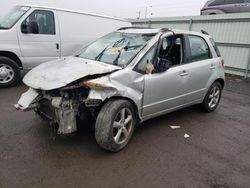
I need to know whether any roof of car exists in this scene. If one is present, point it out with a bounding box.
[117,27,210,37]
[118,28,161,34]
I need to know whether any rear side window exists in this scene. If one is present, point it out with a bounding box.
[210,38,221,57]
[188,35,211,62]
[209,0,244,6]
[209,0,225,6]
[226,0,244,4]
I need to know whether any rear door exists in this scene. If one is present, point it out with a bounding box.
[183,35,217,104]
[17,9,60,69]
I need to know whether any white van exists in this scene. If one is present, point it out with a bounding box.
[0,5,131,87]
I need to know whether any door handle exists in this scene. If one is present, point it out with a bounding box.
[210,64,215,69]
[180,71,189,77]
[56,43,59,50]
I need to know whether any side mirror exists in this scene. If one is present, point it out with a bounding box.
[21,21,39,34]
[30,21,39,34]
[156,58,171,73]
[21,23,28,33]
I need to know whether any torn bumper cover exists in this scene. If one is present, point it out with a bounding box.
[15,88,78,135]
[14,88,40,111]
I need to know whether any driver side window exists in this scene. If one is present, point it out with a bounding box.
[22,10,55,35]
[134,44,157,74]
[134,35,184,74]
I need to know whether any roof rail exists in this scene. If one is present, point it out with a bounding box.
[201,29,209,35]
[160,28,171,32]
[117,26,152,31]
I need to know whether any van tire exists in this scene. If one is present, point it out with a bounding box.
[201,81,222,112]
[95,99,136,152]
[0,56,21,87]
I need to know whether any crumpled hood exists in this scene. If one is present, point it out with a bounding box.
[23,57,121,90]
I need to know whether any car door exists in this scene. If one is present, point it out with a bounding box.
[183,35,217,104]
[17,9,60,69]
[139,35,189,120]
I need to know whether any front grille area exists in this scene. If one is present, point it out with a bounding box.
[37,98,57,121]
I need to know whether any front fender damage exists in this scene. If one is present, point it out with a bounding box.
[82,73,144,121]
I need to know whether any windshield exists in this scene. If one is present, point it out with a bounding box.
[77,32,155,67]
[0,6,30,29]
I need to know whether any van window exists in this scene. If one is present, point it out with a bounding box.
[188,36,211,62]
[245,0,250,2]
[22,10,55,35]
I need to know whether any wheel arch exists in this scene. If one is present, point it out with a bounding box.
[101,96,141,123]
[215,78,225,89]
[0,51,23,69]
[202,78,225,102]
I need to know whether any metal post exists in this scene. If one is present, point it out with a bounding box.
[188,19,193,31]
[144,7,148,26]
[245,49,250,79]
[148,20,151,28]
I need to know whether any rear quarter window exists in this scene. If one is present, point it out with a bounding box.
[210,38,221,57]
[209,0,225,6]
[209,0,244,6]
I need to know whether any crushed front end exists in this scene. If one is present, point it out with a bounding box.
[15,84,94,135]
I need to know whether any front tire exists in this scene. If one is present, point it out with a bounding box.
[201,81,222,112]
[0,57,21,87]
[95,99,136,152]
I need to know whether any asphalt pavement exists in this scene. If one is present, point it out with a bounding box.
[0,76,250,188]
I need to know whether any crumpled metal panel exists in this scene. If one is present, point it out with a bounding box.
[85,69,145,120]
[23,56,121,90]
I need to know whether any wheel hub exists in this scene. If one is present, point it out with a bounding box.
[0,67,8,78]
[113,108,133,145]
[0,64,14,83]
[208,86,220,109]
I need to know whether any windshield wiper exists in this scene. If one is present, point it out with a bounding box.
[95,38,126,61]
[95,44,111,61]
[113,41,130,65]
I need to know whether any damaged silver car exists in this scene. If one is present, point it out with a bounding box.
[15,27,225,152]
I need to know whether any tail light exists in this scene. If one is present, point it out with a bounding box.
[220,58,225,68]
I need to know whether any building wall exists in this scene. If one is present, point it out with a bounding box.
[131,13,250,78]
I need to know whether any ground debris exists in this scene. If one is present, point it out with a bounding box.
[184,134,190,139]
[170,125,181,129]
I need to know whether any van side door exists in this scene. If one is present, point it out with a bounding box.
[17,9,60,69]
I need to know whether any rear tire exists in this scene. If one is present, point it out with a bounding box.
[201,81,222,112]
[95,99,136,152]
[0,57,21,87]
